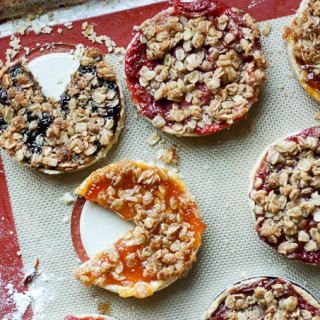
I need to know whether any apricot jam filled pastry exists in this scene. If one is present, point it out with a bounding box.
[284,0,320,102]
[0,47,124,173]
[125,0,267,137]
[249,127,320,265]
[74,159,206,298]
[202,276,320,320]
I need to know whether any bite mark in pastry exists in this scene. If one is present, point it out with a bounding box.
[0,47,125,173]
[74,159,206,298]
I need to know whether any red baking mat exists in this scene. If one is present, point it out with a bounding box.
[0,0,301,319]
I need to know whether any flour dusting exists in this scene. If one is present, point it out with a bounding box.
[248,0,266,9]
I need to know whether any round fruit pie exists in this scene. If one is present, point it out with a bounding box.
[64,316,116,320]
[284,0,320,102]
[202,276,320,320]
[0,47,124,173]
[125,0,267,136]
[249,127,320,265]
[74,159,206,298]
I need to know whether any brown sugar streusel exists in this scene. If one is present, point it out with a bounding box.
[74,159,206,298]
[284,0,320,102]
[0,47,124,173]
[249,127,320,265]
[125,0,267,137]
[202,277,320,320]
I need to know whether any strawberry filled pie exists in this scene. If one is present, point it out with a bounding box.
[125,0,267,136]
[0,47,124,173]
[249,127,320,265]
[74,159,206,298]
[284,0,320,102]
[202,276,320,320]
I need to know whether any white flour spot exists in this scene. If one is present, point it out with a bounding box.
[2,271,54,320]
[248,0,266,9]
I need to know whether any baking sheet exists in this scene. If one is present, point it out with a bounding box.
[1,0,320,319]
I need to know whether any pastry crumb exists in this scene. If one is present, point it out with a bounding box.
[148,132,161,146]
[64,22,73,30]
[240,272,250,278]
[158,146,179,164]
[262,21,271,36]
[315,112,320,120]
[60,192,75,205]
[57,28,63,34]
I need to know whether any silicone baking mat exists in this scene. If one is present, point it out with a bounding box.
[1,0,320,319]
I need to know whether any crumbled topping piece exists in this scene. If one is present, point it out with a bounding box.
[81,22,116,52]
[159,146,179,164]
[262,21,271,36]
[148,132,161,146]
[60,192,75,205]
[64,22,73,30]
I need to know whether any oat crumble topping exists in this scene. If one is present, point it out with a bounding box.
[0,47,124,173]
[285,0,320,74]
[249,127,320,264]
[125,0,267,136]
[74,160,206,298]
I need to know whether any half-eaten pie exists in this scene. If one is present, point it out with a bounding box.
[0,47,124,173]
[202,276,320,320]
[249,127,320,265]
[74,159,206,298]
[284,0,320,102]
[125,0,267,136]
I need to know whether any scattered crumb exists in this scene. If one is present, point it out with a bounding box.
[10,231,14,235]
[248,124,254,132]
[17,251,21,256]
[48,12,54,21]
[81,22,116,52]
[1,217,4,221]
[98,301,112,316]
[148,132,161,146]
[158,146,179,164]
[41,26,53,34]
[64,22,73,30]
[60,192,74,205]
[315,112,320,120]
[114,47,126,55]
[126,126,130,131]
[279,85,284,90]
[262,21,271,36]
[57,28,63,34]
[63,215,70,224]
[241,272,251,279]
[6,35,21,62]
[56,76,63,84]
